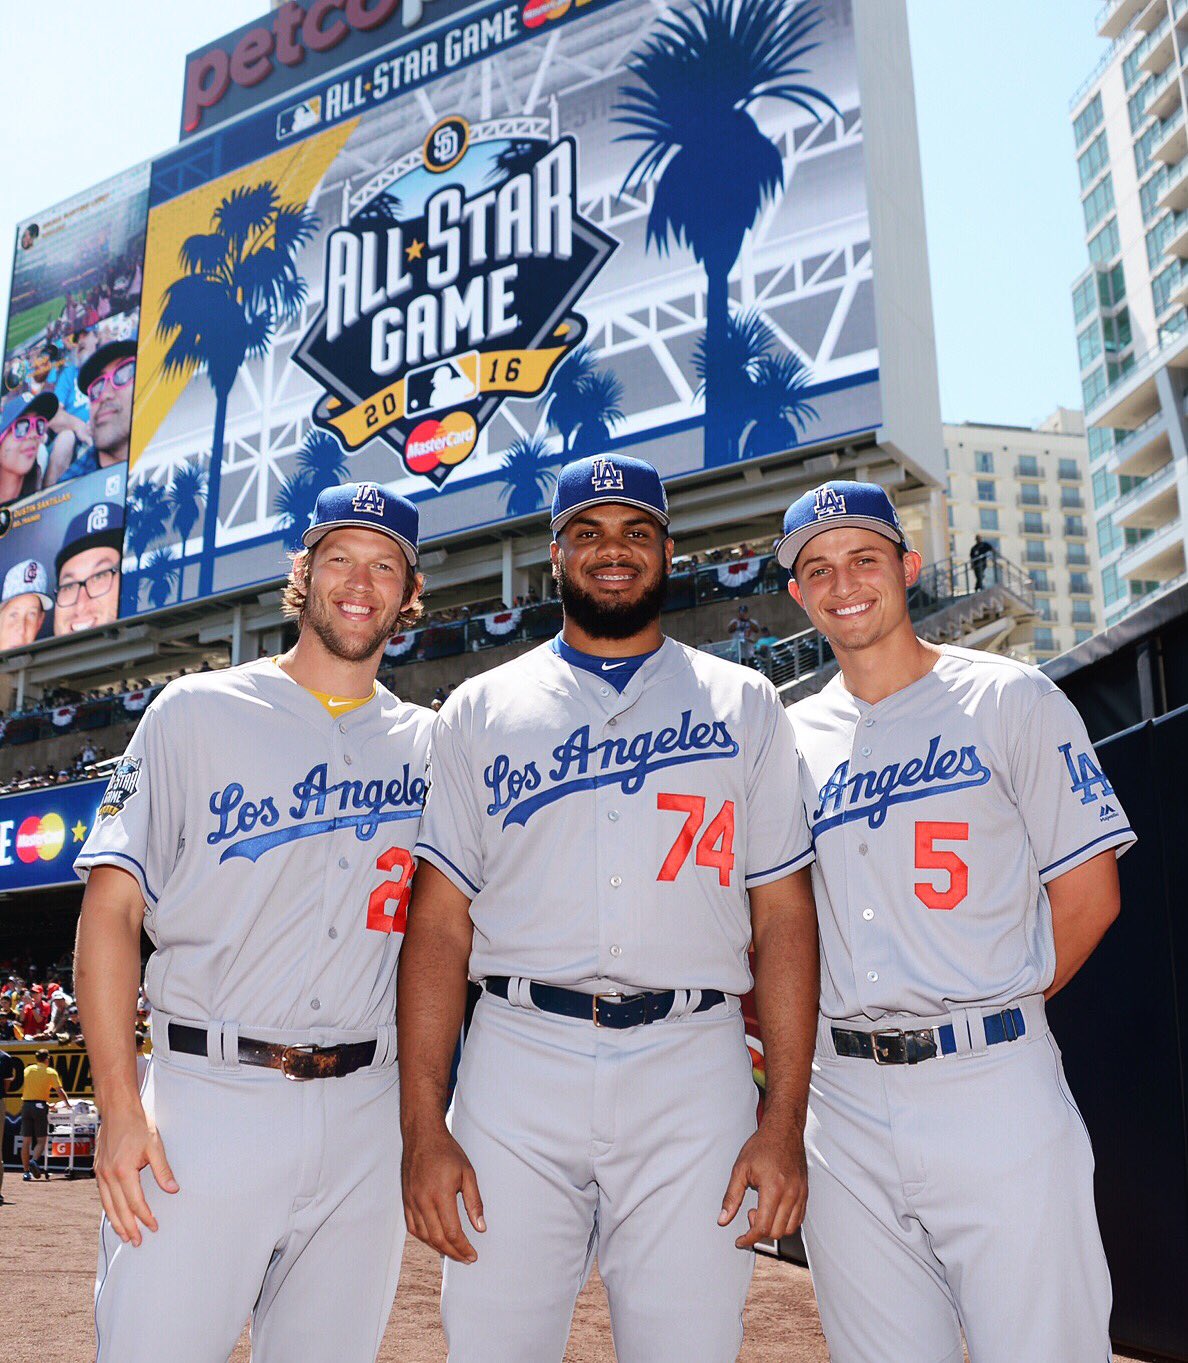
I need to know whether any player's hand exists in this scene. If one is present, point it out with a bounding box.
[719,1119,808,1249]
[94,1103,178,1247]
[401,1122,485,1263]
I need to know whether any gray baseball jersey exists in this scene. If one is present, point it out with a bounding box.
[414,637,813,994]
[788,645,1135,1021]
[76,659,433,1031]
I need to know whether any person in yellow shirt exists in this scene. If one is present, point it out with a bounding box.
[21,1049,69,1180]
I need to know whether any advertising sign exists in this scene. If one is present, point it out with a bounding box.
[0,777,106,894]
[69,0,873,620]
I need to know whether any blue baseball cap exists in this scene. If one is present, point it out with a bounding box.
[550,454,670,534]
[302,481,419,566]
[775,480,909,571]
[57,501,124,576]
[0,390,57,440]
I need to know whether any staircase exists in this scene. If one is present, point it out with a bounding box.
[766,554,1038,703]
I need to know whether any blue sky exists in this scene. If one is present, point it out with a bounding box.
[0,0,1104,429]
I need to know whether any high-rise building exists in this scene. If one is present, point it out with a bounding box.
[1071,0,1188,629]
[943,410,1102,662]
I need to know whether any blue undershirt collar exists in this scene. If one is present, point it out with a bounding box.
[551,633,661,693]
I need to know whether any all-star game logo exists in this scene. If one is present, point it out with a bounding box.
[294,115,617,487]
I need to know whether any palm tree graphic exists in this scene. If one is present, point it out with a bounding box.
[123,477,171,613]
[616,0,836,464]
[158,182,319,600]
[143,546,181,610]
[570,370,626,455]
[273,427,350,551]
[166,460,207,602]
[499,434,558,517]
[541,345,626,456]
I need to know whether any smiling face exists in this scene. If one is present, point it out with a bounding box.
[53,546,121,635]
[0,418,42,485]
[551,503,672,641]
[88,357,134,459]
[789,527,921,657]
[0,594,45,649]
[300,526,419,663]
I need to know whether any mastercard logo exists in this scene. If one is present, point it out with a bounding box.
[16,812,65,864]
[406,411,478,476]
[523,0,571,27]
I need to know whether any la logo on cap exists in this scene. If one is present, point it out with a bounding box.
[352,484,385,516]
[813,486,846,518]
[87,505,110,533]
[590,458,624,493]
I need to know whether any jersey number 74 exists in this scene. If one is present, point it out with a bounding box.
[656,793,736,887]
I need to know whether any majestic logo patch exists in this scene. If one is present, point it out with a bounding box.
[294,119,617,487]
[98,757,142,819]
[813,486,846,518]
[1099,801,1119,822]
[590,458,625,493]
[1059,743,1113,805]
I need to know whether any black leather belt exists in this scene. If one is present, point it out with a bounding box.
[831,1006,1026,1065]
[168,1022,377,1081]
[483,977,727,1029]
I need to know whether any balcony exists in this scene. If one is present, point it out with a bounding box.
[1016,492,1048,509]
[1167,210,1188,257]
[1114,459,1180,527]
[1142,0,1171,27]
[1087,325,1188,427]
[1158,158,1188,211]
[1014,462,1042,479]
[1147,63,1183,120]
[1142,18,1176,74]
[1116,516,1187,579]
[1154,107,1187,163]
[1067,548,1092,567]
[1097,0,1151,36]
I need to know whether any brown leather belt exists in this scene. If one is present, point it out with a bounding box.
[168,1022,377,1080]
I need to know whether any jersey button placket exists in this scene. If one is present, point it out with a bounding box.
[598,702,632,977]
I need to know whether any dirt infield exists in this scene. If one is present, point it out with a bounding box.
[0,1174,1148,1361]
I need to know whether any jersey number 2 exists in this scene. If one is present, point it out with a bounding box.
[914,821,969,911]
[657,794,736,886]
[366,846,414,934]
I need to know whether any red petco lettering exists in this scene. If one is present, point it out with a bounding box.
[183,0,427,135]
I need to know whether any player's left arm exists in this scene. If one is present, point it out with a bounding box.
[720,867,819,1248]
[1044,849,1121,999]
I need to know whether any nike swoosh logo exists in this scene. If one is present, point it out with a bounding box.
[601,661,627,671]
[326,698,356,707]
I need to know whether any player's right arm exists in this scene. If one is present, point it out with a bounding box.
[397,863,483,1263]
[76,864,177,1246]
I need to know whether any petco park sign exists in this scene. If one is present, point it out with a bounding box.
[181,0,466,137]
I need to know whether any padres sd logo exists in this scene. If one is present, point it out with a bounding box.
[294,116,617,487]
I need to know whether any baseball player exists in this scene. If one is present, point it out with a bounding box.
[778,480,1136,1363]
[74,482,432,1363]
[398,453,819,1362]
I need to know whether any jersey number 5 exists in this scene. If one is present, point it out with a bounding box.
[914,821,969,911]
[656,794,736,886]
[366,846,414,934]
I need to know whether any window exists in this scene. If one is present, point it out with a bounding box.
[1153,261,1182,315]
[1128,82,1152,134]
[1102,563,1124,605]
[1147,214,1177,270]
[1030,569,1050,592]
[1017,455,1040,478]
[1074,628,1094,645]
[1099,263,1126,308]
[947,502,954,526]
[1074,92,1103,145]
[1141,166,1170,223]
[1098,515,1121,557]
[1023,511,1046,535]
[1062,488,1085,509]
[1020,484,1044,506]
[1088,427,1115,464]
[974,450,994,473]
[977,479,996,502]
[1082,177,1115,234]
[1070,572,1091,595]
[1102,308,1132,354]
[1078,322,1103,370]
[1025,542,1049,564]
[1073,275,1098,325]
[1079,131,1110,187]
[1058,459,1080,481]
[1035,596,1054,621]
[1089,219,1121,265]
[1033,628,1056,653]
[979,509,999,532]
[1068,543,1090,566]
[1065,516,1087,537]
[1072,600,1095,623]
[1082,364,1107,411]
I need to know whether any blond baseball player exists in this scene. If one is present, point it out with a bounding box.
[779,480,1135,1363]
[74,483,431,1363]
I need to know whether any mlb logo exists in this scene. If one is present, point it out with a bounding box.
[813,486,847,518]
[276,96,322,141]
[352,484,386,516]
[590,458,624,493]
[405,353,480,417]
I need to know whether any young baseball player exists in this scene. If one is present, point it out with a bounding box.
[74,483,431,1363]
[779,480,1135,1363]
[398,453,819,1363]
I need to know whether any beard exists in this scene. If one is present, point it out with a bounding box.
[303,588,406,663]
[556,557,668,640]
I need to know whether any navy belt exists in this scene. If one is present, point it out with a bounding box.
[483,976,726,1029]
[831,1006,1026,1065]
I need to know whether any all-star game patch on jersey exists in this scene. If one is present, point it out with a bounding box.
[788,645,1136,1022]
[414,637,814,996]
[76,660,433,1032]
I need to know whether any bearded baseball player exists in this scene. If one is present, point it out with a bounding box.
[780,480,1135,1363]
[398,453,819,1362]
[74,483,431,1363]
